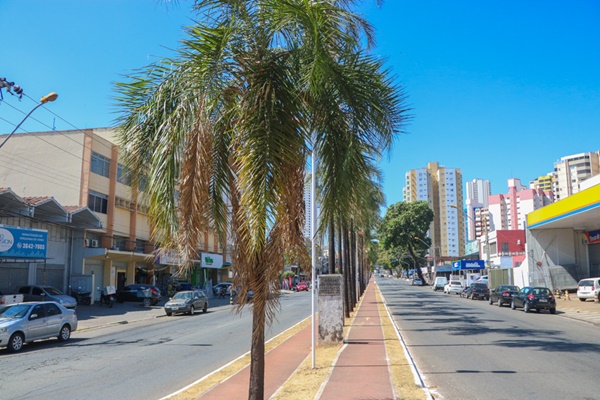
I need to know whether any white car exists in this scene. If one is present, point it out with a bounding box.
[576,277,600,302]
[444,280,464,295]
[476,275,489,284]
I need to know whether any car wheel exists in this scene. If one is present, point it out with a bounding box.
[188,305,195,315]
[8,332,24,352]
[58,324,71,342]
[579,298,586,302]
[166,311,172,316]
[550,308,556,314]
[524,302,531,313]
[143,298,151,307]
[489,297,493,305]
[498,299,503,307]
[203,303,208,313]
[511,301,516,310]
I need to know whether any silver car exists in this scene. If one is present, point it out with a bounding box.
[164,290,208,316]
[0,301,78,352]
[18,285,78,309]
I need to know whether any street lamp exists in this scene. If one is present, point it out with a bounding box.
[0,92,58,149]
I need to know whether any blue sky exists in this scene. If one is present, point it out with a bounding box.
[1,0,599,207]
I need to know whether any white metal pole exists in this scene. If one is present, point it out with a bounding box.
[311,142,317,369]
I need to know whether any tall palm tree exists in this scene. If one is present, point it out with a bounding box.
[115,1,407,398]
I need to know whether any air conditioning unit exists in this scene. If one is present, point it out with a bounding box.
[84,239,91,247]
[91,240,99,248]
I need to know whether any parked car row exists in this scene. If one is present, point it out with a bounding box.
[438,279,557,314]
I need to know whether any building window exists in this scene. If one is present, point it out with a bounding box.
[88,190,108,214]
[91,152,110,177]
[501,242,509,252]
[117,164,131,185]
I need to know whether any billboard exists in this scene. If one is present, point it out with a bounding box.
[0,225,48,259]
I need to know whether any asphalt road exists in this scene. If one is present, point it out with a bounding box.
[0,291,312,400]
[377,277,600,400]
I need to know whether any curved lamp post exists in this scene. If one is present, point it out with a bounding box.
[0,92,58,149]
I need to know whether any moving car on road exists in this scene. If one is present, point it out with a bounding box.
[511,286,556,314]
[294,282,309,292]
[164,290,208,316]
[0,301,77,352]
[489,285,520,307]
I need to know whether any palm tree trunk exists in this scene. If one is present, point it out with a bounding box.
[343,220,352,316]
[248,305,265,400]
[350,220,356,307]
[329,216,335,274]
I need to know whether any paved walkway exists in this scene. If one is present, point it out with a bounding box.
[318,281,395,400]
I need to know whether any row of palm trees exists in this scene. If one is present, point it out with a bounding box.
[114,1,408,398]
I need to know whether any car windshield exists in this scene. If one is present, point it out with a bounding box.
[0,304,31,318]
[173,292,192,300]
[503,286,519,291]
[44,286,63,295]
[579,280,593,286]
[534,288,551,296]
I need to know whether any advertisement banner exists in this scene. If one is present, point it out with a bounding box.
[201,252,223,269]
[0,225,48,259]
[585,229,600,244]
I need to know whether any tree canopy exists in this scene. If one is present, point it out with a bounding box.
[378,201,434,279]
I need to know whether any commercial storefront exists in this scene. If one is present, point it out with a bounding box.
[520,183,600,290]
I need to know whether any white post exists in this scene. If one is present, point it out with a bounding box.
[311,141,317,369]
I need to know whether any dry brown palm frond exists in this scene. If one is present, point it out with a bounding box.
[177,102,215,273]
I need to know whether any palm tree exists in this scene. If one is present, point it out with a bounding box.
[115,1,407,398]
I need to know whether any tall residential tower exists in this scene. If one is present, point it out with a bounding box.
[403,162,464,259]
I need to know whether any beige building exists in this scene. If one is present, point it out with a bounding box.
[403,162,464,260]
[553,151,600,201]
[0,128,227,295]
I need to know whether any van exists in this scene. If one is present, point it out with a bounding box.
[576,278,600,302]
[433,276,448,291]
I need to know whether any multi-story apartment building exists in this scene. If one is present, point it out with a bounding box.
[488,178,553,232]
[553,151,600,201]
[403,162,464,260]
[465,179,491,242]
[0,128,227,295]
[529,174,554,193]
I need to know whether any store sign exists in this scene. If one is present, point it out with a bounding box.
[452,259,485,270]
[585,229,600,244]
[0,225,48,259]
[201,252,223,269]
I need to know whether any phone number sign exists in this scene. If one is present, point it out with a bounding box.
[0,225,48,259]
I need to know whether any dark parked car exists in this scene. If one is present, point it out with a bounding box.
[489,285,520,307]
[461,283,489,300]
[511,286,556,314]
[164,290,208,316]
[116,284,161,306]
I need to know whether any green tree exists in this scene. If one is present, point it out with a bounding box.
[115,1,407,398]
[379,201,434,281]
